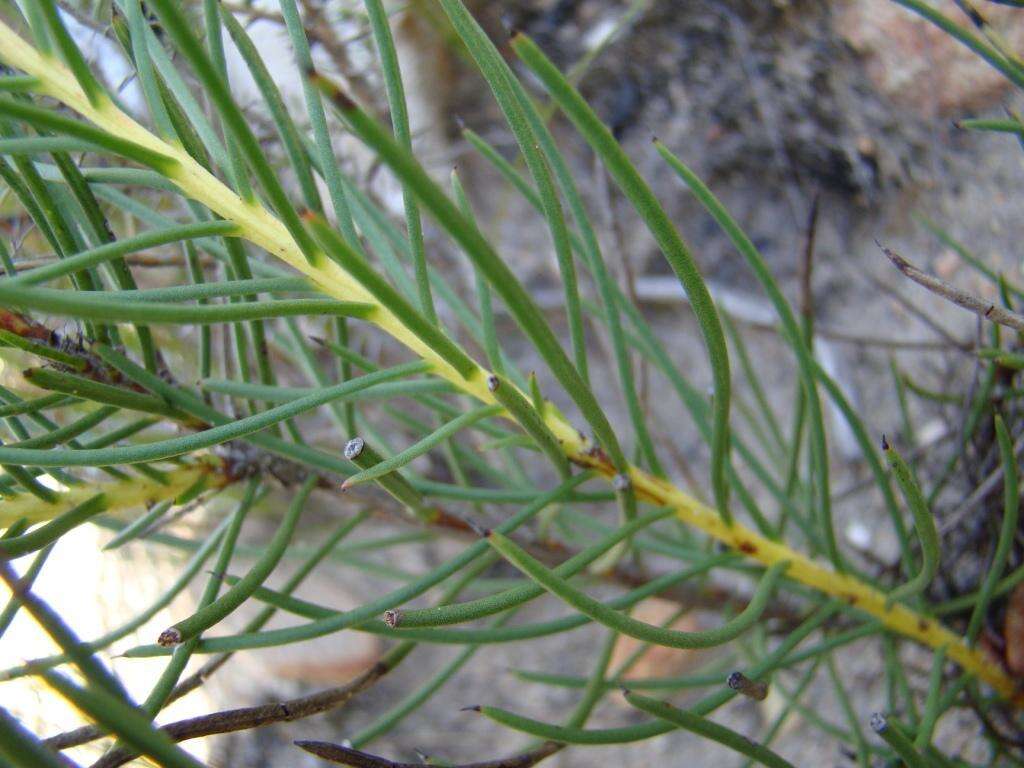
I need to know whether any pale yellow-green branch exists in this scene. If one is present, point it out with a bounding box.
[0,20,1016,707]
[0,464,216,527]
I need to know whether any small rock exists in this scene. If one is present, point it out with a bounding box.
[845,521,873,550]
[856,135,878,158]
[835,0,1024,117]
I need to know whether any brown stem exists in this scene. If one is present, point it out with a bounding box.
[881,244,1024,333]
[799,194,820,327]
[297,0,379,112]
[42,723,107,752]
[86,658,399,768]
[294,740,563,768]
[0,308,58,343]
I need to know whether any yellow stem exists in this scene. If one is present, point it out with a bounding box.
[625,462,1018,702]
[0,464,217,526]
[0,21,1016,705]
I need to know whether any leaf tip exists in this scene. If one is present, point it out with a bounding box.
[877,242,909,272]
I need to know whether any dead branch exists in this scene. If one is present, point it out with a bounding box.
[881,244,1024,333]
[294,740,563,768]
[297,0,379,112]
[86,658,398,768]
[799,194,820,327]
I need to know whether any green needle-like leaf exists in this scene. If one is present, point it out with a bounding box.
[0,706,72,768]
[624,691,796,768]
[42,670,205,768]
[0,494,106,558]
[486,529,786,648]
[5,219,238,286]
[0,96,174,170]
[0,283,373,324]
[342,404,501,489]
[884,439,939,604]
[869,713,930,768]
[966,415,1019,644]
[511,33,732,524]
[0,361,428,466]
[158,476,315,646]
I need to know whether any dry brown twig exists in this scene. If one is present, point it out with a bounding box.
[297,0,379,111]
[880,244,1024,333]
[82,659,397,768]
[799,194,820,327]
[294,739,563,768]
[940,425,1024,535]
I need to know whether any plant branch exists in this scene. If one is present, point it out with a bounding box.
[0,312,796,624]
[0,463,220,527]
[296,0,379,112]
[77,658,398,768]
[294,740,563,768]
[881,244,1024,333]
[0,18,1017,708]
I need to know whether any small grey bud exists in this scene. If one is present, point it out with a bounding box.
[869,713,888,733]
[344,437,365,460]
